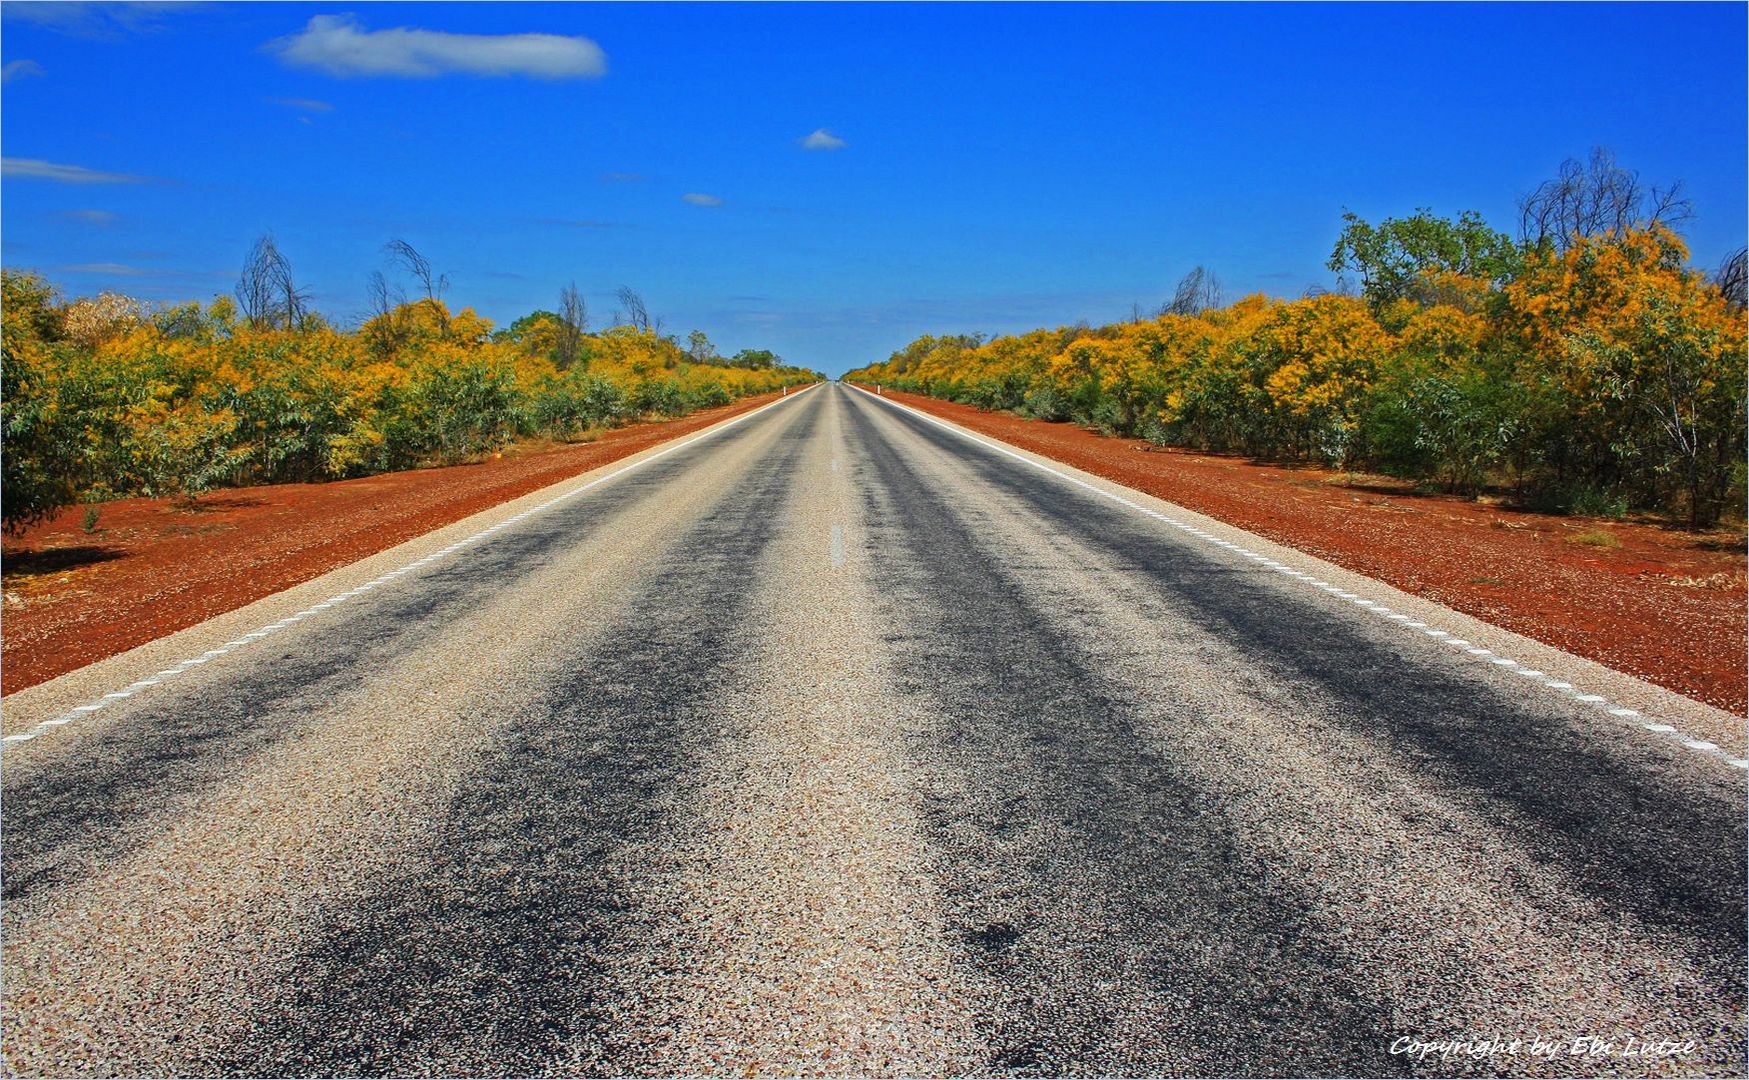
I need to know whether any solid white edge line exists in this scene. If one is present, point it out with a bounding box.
[2,384,821,749]
[845,382,1741,773]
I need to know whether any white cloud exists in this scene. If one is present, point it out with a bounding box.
[268,96,334,113]
[267,15,607,80]
[682,193,724,207]
[2,59,45,83]
[2,3,202,37]
[56,208,119,225]
[2,157,150,184]
[799,128,847,151]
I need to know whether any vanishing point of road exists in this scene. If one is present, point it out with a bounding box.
[4,382,1744,1076]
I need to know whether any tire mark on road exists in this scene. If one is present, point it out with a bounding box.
[206,399,821,1076]
[843,399,1407,1076]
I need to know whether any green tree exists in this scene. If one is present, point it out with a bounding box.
[686,330,719,365]
[729,348,780,370]
[1,271,84,534]
[1327,209,1520,311]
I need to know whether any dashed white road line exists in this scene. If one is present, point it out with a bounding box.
[2,385,820,749]
[848,383,1746,773]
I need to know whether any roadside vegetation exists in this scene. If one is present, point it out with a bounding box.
[847,150,1746,528]
[2,238,817,534]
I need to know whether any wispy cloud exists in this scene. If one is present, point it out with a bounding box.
[52,261,165,276]
[268,96,334,113]
[540,218,621,229]
[2,59,45,83]
[2,2,203,37]
[601,171,644,183]
[267,15,608,80]
[682,193,724,207]
[2,157,152,184]
[55,208,120,226]
[799,128,848,151]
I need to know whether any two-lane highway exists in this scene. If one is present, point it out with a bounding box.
[3,382,1743,1076]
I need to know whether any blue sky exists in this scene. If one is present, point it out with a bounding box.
[2,2,1744,375]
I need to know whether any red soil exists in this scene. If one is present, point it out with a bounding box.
[876,388,1748,714]
[1,391,795,695]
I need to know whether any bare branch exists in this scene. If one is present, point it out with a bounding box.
[384,239,447,303]
[1518,147,1693,250]
[235,234,310,330]
[614,285,652,331]
[1715,248,1747,312]
[1163,266,1222,316]
[557,282,587,369]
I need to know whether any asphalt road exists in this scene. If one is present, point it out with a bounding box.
[3,382,1744,1077]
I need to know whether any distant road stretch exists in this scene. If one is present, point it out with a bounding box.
[4,382,1744,1077]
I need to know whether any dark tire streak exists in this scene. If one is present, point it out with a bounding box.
[857,393,1747,964]
[842,397,1409,1077]
[208,398,823,1077]
[0,416,779,908]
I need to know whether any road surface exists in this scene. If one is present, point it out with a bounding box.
[4,382,1744,1076]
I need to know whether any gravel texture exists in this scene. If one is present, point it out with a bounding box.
[3,383,1743,1077]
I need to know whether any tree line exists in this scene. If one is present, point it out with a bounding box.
[2,239,818,534]
[847,150,1745,528]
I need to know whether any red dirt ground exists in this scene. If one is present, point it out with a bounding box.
[873,388,1747,714]
[1,391,797,696]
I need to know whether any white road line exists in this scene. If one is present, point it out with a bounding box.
[847,383,1739,772]
[831,524,845,569]
[2,385,819,750]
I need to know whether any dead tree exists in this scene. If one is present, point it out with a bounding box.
[363,269,411,355]
[1714,248,1746,312]
[557,282,588,369]
[1518,147,1692,251]
[614,285,655,332]
[1163,266,1222,316]
[385,238,449,330]
[235,234,310,330]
